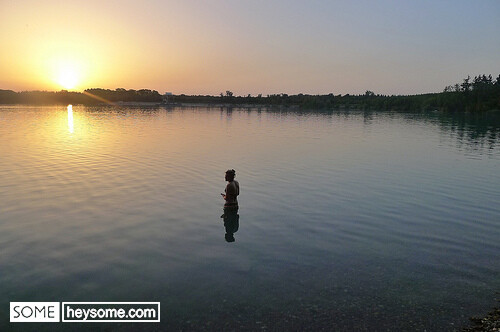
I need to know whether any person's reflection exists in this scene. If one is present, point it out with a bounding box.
[221,209,239,242]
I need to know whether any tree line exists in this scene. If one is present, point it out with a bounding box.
[0,88,163,104]
[1,74,498,112]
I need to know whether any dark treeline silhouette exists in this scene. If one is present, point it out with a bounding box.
[0,88,162,104]
[0,90,91,104]
[1,74,499,111]
[85,88,162,102]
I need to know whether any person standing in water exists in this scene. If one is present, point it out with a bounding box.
[221,169,239,242]
[221,169,239,210]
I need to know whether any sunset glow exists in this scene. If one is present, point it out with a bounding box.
[0,1,499,331]
[57,64,80,90]
[0,1,499,95]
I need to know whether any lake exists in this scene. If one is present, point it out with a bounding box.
[0,105,499,331]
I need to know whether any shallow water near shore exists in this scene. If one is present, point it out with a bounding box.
[0,105,499,331]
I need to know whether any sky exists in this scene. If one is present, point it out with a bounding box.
[0,0,499,95]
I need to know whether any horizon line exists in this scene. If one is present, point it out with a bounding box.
[0,87,448,98]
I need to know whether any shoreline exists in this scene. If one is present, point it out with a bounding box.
[463,301,500,331]
[1,100,499,113]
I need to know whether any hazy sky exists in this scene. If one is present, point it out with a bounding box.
[0,0,499,95]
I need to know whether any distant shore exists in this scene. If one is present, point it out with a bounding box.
[1,74,499,112]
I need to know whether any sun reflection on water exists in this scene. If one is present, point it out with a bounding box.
[67,104,73,133]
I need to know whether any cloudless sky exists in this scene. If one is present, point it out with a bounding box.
[0,0,499,95]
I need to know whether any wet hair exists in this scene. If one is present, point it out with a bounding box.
[225,169,236,181]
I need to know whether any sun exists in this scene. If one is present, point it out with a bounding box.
[56,63,81,90]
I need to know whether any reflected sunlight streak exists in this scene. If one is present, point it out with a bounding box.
[82,91,115,105]
[67,104,73,133]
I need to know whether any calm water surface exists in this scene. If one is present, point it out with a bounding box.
[0,105,499,331]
